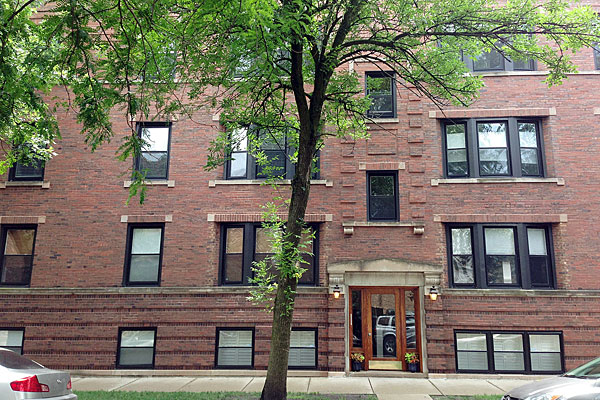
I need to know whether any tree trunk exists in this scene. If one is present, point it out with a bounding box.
[261,113,316,400]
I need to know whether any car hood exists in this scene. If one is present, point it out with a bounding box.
[507,377,598,399]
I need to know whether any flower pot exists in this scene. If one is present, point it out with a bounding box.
[408,362,419,372]
[351,360,363,371]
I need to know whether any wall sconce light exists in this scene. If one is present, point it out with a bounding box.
[429,286,439,301]
[333,285,341,299]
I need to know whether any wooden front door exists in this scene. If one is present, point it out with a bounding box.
[349,287,421,371]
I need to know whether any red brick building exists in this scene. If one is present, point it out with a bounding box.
[1,41,600,375]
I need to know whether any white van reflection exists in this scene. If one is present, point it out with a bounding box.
[373,313,416,357]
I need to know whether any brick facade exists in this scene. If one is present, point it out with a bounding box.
[1,45,600,374]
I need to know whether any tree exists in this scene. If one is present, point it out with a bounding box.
[1,0,599,399]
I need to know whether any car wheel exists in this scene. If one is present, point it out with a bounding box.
[383,335,396,355]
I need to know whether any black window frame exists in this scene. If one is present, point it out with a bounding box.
[0,225,37,286]
[116,327,157,369]
[215,327,255,369]
[365,71,396,119]
[224,126,320,180]
[8,160,45,182]
[288,327,318,370]
[0,328,25,354]
[123,223,165,287]
[366,171,399,222]
[134,122,172,180]
[442,118,545,178]
[462,49,536,72]
[219,223,319,286]
[446,223,555,289]
[454,330,564,374]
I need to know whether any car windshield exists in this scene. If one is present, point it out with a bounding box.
[564,357,600,378]
[0,349,44,370]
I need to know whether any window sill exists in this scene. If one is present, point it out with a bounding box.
[209,179,333,187]
[0,181,50,189]
[342,221,425,236]
[366,118,399,124]
[123,180,175,188]
[431,177,565,186]
[443,288,600,298]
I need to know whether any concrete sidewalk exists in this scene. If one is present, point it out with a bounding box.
[71,375,540,399]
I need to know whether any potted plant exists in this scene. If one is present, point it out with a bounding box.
[351,352,365,371]
[404,352,420,372]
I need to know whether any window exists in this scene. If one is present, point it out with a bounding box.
[220,223,318,286]
[594,44,600,70]
[124,224,164,286]
[134,123,171,180]
[367,172,398,221]
[463,49,535,72]
[0,329,24,354]
[8,160,44,181]
[365,72,396,118]
[289,328,317,369]
[117,328,156,369]
[455,331,563,374]
[215,328,254,368]
[443,119,544,178]
[447,224,554,289]
[225,126,315,180]
[0,226,37,286]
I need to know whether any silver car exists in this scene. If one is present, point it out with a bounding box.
[0,348,77,400]
[503,357,600,400]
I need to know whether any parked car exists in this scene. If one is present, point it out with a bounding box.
[374,313,416,356]
[503,357,600,400]
[0,348,77,400]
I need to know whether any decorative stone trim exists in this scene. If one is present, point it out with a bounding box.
[0,216,45,224]
[0,286,328,296]
[443,288,600,298]
[208,179,333,187]
[120,215,173,223]
[431,177,565,186]
[207,213,333,223]
[367,118,400,124]
[342,221,425,235]
[433,214,567,223]
[1,181,50,189]
[358,162,405,171]
[123,180,175,188]
[594,107,600,115]
[428,107,556,119]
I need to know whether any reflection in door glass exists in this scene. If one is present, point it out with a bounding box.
[352,291,362,348]
[405,290,416,349]
[371,294,396,358]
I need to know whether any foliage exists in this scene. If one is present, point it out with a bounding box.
[351,352,365,362]
[405,352,420,364]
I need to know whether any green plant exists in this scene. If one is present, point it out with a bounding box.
[351,352,365,362]
[404,352,419,364]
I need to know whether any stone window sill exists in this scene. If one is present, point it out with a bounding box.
[342,221,425,236]
[0,181,50,189]
[443,288,600,298]
[209,179,333,187]
[366,118,399,124]
[431,177,564,186]
[123,180,175,188]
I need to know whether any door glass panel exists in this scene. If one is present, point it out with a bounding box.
[405,290,416,349]
[352,291,362,348]
[371,293,396,358]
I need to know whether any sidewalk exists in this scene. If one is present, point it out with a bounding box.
[72,375,540,399]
